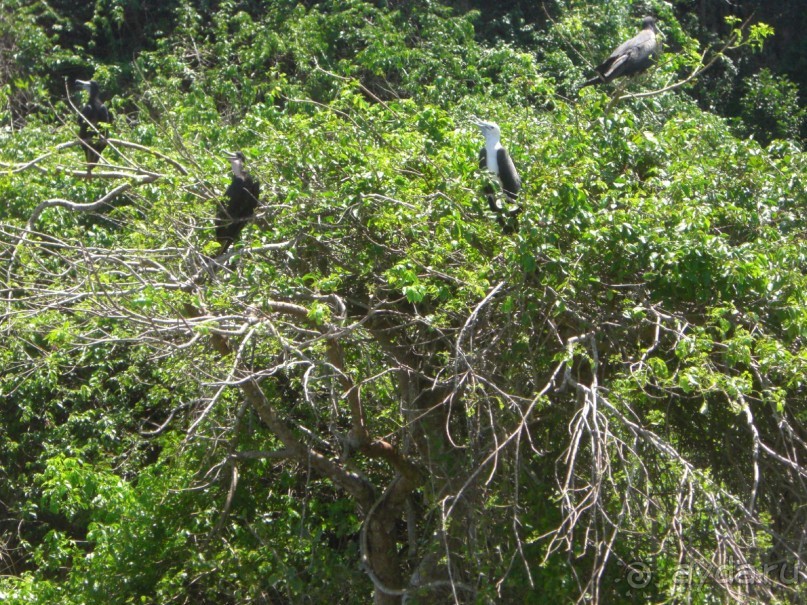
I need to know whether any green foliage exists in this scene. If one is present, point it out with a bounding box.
[739,68,806,144]
[1,1,807,604]
[724,16,775,53]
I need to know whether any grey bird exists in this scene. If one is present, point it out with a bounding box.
[471,116,522,233]
[581,16,660,88]
[215,151,261,253]
[75,79,113,174]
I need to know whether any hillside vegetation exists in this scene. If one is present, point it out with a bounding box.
[1,0,806,603]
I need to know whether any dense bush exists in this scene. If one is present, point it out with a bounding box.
[739,68,806,144]
[1,1,806,603]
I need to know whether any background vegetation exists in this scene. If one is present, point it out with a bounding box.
[1,0,806,603]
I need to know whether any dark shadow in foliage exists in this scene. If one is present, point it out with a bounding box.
[739,68,806,144]
[672,0,807,139]
[447,0,551,45]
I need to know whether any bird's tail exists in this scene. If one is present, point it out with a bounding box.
[580,76,602,88]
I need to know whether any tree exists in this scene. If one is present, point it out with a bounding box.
[739,68,806,144]
[1,1,806,603]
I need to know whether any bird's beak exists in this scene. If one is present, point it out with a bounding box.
[75,79,91,90]
[469,115,482,127]
[223,151,239,161]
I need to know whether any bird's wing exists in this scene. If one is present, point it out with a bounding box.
[246,178,261,209]
[496,148,521,199]
[224,180,239,202]
[100,106,113,125]
[601,53,630,79]
[592,55,616,77]
[478,147,487,170]
[602,31,656,79]
[78,104,94,136]
[610,29,651,60]
[215,200,231,223]
[627,32,657,60]
[639,33,659,61]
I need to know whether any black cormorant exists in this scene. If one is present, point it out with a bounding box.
[581,17,660,88]
[215,151,260,252]
[75,79,113,174]
[471,117,522,233]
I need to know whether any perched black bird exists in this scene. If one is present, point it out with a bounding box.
[215,151,260,253]
[581,16,660,88]
[75,80,113,174]
[471,116,522,233]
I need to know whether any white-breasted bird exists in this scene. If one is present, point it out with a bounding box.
[471,116,522,232]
